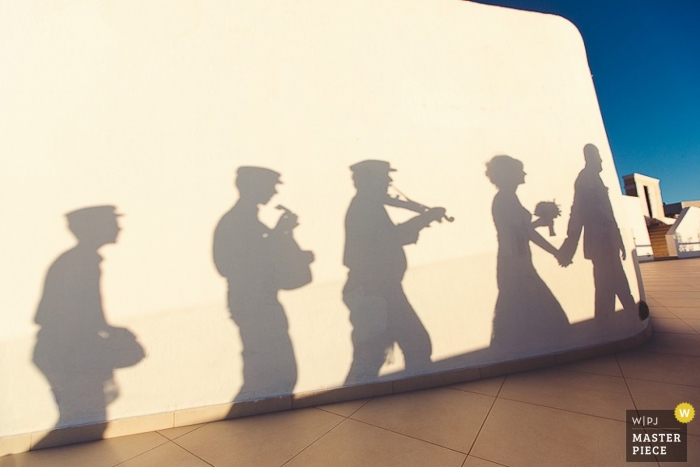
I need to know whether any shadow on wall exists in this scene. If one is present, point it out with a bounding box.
[342,160,452,384]
[212,167,314,406]
[483,144,648,356]
[559,144,646,320]
[32,206,145,449]
[382,144,648,378]
[485,155,572,348]
[31,148,650,435]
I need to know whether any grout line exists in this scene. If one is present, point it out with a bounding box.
[339,416,472,456]
[619,347,665,467]
[677,318,700,335]
[278,412,350,466]
[554,366,625,378]
[622,376,700,390]
[619,340,700,358]
[345,398,374,418]
[617,351,642,419]
[158,423,208,441]
[492,395,633,425]
[313,397,373,419]
[464,371,506,459]
[648,330,699,337]
[112,435,217,467]
[619,358,700,382]
[462,454,510,467]
[166,442,216,467]
[652,305,677,316]
[444,385,505,397]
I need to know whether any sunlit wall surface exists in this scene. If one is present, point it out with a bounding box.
[0,0,647,439]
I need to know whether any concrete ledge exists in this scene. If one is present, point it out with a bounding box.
[1,321,651,456]
[555,342,618,365]
[106,412,174,439]
[0,434,31,457]
[392,367,481,394]
[30,422,109,451]
[479,354,558,379]
[293,382,393,409]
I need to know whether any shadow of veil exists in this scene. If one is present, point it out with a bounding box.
[32,206,145,449]
[378,150,648,378]
[485,155,572,352]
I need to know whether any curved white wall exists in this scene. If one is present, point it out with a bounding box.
[0,0,647,440]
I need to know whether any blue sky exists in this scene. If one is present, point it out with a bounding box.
[473,0,700,203]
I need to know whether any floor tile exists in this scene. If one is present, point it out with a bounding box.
[648,306,678,318]
[665,307,700,319]
[498,368,632,421]
[173,408,343,467]
[658,434,699,466]
[449,376,505,396]
[118,442,211,467]
[316,399,371,418]
[0,432,168,467]
[556,354,622,377]
[646,291,700,299]
[655,298,700,308]
[644,281,691,290]
[616,351,700,387]
[642,282,695,288]
[637,333,700,357]
[625,378,700,436]
[650,318,698,335]
[157,424,205,441]
[462,456,507,466]
[284,419,466,467]
[350,387,494,453]
[683,319,700,333]
[471,399,630,467]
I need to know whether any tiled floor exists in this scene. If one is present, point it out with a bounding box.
[2,258,699,467]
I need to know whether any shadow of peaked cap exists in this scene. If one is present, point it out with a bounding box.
[349,160,397,176]
[65,205,123,224]
[584,143,602,161]
[236,166,282,185]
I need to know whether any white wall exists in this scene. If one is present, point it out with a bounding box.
[623,196,654,261]
[622,173,676,225]
[668,207,700,258]
[0,0,647,438]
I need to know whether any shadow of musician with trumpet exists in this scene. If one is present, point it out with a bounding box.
[213,167,313,402]
[343,160,452,384]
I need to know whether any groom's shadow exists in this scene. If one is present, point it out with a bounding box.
[559,144,648,321]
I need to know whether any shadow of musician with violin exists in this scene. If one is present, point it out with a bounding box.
[343,160,452,384]
[213,167,314,402]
